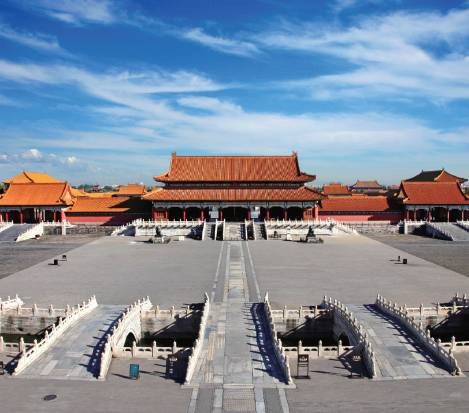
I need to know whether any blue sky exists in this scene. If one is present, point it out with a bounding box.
[0,0,468,186]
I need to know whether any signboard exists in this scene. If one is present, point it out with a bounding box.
[296,354,310,379]
[129,363,140,380]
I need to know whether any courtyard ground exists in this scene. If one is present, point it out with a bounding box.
[1,233,469,412]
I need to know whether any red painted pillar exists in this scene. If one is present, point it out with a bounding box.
[151,207,158,221]
[427,208,432,222]
[53,210,57,223]
[266,208,270,221]
[19,210,23,224]
[247,208,251,221]
[183,208,187,221]
[313,204,319,220]
[164,208,169,220]
[284,208,288,220]
[405,209,409,221]
[60,210,66,222]
[5,211,9,222]
[219,208,223,221]
[200,209,204,221]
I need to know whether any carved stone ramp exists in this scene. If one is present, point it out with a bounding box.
[17,305,124,380]
[348,304,449,380]
[0,224,34,242]
[187,242,291,413]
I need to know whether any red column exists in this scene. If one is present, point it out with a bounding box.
[183,208,187,221]
[247,208,251,221]
[53,210,57,223]
[405,209,410,221]
[284,208,288,220]
[200,209,204,221]
[313,204,319,220]
[219,208,223,221]
[151,207,158,221]
[5,211,9,222]
[266,208,270,220]
[60,210,66,222]
[19,210,23,224]
[447,208,450,222]
[427,208,432,222]
[164,208,169,220]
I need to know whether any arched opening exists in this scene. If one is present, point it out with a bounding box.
[449,208,462,222]
[124,332,137,347]
[269,206,284,220]
[287,206,303,220]
[185,207,201,221]
[338,333,350,346]
[168,207,183,220]
[222,207,248,222]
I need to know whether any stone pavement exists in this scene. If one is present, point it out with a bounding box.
[349,304,449,380]
[18,305,124,380]
[188,242,290,413]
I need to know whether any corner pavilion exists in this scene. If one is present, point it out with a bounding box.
[143,153,322,221]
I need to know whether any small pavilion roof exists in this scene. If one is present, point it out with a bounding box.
[322,183,351,196]
[320,196,396,212]
[4,171,63,184]
[144,186,322,202]
[404,169,467,184]
[154,153,315,183]
[350,180,384,189]
[398,182,469,205]
[117,184,146,196]
[0,183,74,206]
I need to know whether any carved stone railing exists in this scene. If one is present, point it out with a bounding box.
[0,295,24,311]
[13,296,98,375]
[375,294,461,375]
[0,221,14,233]
[323,296,377,378]
[15,222,44,242]
[184,293,210,384]
[269,304,329,322]
[283,340,354,359]
[263,293,293,384]
[114,340,190,359]
[0,336,34,354]
[98,296,152,380]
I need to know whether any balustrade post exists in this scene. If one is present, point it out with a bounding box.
[451,336,456,351]
[132,341,137,357]
[283,305,287,320]
[298,340,303,355]
[318,340,323,357]
[172,340,178,355]
[0,336,3,352]
[152,340,157,358]
[338,339,342,356]
[19,337,25,352]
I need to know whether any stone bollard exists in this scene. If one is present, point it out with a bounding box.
[132,341,137,357]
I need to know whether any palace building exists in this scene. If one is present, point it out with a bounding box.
[143,153,322,221]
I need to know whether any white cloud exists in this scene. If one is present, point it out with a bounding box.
[0,23,67,54]
[255,8,469,101]
[22,0,116,25]
[177,96,242,114]
[21,148,43,161]
[181,28,260,57]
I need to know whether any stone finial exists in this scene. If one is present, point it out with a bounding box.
[19,337,25,352]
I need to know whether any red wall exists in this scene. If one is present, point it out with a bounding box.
[66,213,150,225]
[319,212,403,223]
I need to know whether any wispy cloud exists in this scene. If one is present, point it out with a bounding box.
[181,27,260,57]
[0,148,81,167]
[18,0,116,25]
[256,8,469,102]
[0,23,69,55]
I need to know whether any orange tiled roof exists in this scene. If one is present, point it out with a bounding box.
[117,184,146,195]
[70,187,88,198]
[144,186,322,202]
[4,171,62,184]
[322,184,351,196]
[68,196,150,213]
[350,180,384,189]
[320,196,396,212]
[81,192,117,198]
[405,169,467,184]
[0,183,74,206]
[155,153,315,183]
[399,182,469,205]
